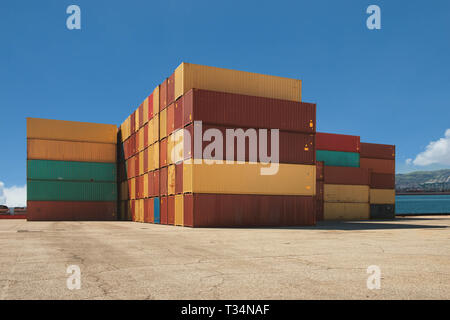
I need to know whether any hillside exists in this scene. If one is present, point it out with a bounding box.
[396,169,450,192]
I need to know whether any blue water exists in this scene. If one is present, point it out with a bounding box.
[396,195,450,215]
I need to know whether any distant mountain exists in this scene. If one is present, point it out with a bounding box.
[396,169,450,192]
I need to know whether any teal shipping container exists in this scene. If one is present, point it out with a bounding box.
[27,160,116,182]
[27,180,117,201]
[316,150,360,167]
[154,197,160,223]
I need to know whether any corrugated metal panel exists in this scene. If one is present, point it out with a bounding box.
[153,142,160,170]
[324,166,370,185]
[324,184,369,203]
[370,189,395,204]
[370,173,395,189]
[183,194,315,227]
[160,166,168,196]
[175,162,183,194]
[316,181,324,201]
[324,203,370,220]
[144,123,149,149]
[138,104,144,128]
[160,196,168,224]
[360,143,395,160]
[28,180,117,201]
[316,161,324,181]
[130,112,136,134]
[175,194,184,226]
[174,62,302,102]
[143,173,149,198]
[139,151,144,176]
[167,195,175,225]
[316,198,324,221]
[144,148,149,173]
[167,103,175,135]
[138,128,144,152]
[182,89,314,133]
[167,73,175,105]
[153,113,160,143]
[360,158,395,174]
[130,177,135,200]
[159,108,167,139]
[27,118,117,144]
[167,133,174,165]
[127,156,135,179]
[153,197,160,223]
[144,198,154,223]
[316,132,360,153]
[27,139,116,163]
[160,80,168,111]
[183,123,315,164]
[147,119,154,146]
[143,96,149,124]
[135,109,140,133]
[174,98,183,130]
[152,170,160,197]
[370,204,395,219]
[183,162,315,196]
[168,164,175,195]
[27,201,117,221]
[152,86,159,119]
[27,160,116,182]
[134,153,139,177]
[160,138,167,167]
[316,150,360,167]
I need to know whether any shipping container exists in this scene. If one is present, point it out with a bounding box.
[160,138,168,167]
[167,133,175,165]
[27,160,116,182]
[182,89,314,132]
[175,194,184,226]
[167,103,175,135]
[324,184,369,203]
[153,113,160,143]
[130,112,136,134]
[370,204,395,219]
[174,62,302,102]
[27,139,116,163]
[159,108,167,139]
[183,162,315,196]
[144,123,149,149]
[143,172,149,198]
[168,164,175,195]
[130,177,136,200]
[370,173,395,189]
[323,166,370,185]
[360,158,395,174]
[152,170,160,197]
[160,166,168,196]
[147,170,153,197]
[148,119,154,146]
[138,128,144,152]
[131,200,135,221]
[360,142,395,160]
[316,181,324,201]
[138,104,144,128]
[369,189,395,204]
[323,202,370,220]
[183,194,315,227]
[143,96,149,124]
[119,181,129,201]
[134,153,140,177]
[175,162,183,194]
[174,98,183,130]
[144,148,149,173]
[27,118,117,144]
[316,161,324,181]
[127,156,135,179]
[27,201,117,221]
[160,196,168,224]
[172,129,184,163]
[316,198,324,221]
[160,80,167,111]
[316,150,360,167]
[183,123,315,164]
[167,195,175,225]
[153,141,160,170]
[139,151,144,176]
[167,73,175,105]
[154,197,160,223]
[316,132,360,153]
[144,198,154,223]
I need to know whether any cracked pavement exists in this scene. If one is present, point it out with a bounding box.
[0,216,449,299]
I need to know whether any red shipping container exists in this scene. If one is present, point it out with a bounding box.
[27,201,117,221]
[316,198,324,221]
[324,166,371,185]
[360,158,395,174]
[360,142,395,160]
[159,80,168,111]
[183,123,315,164]
[152,170,160,196]
[174,98,183,130]
[167,73,175,105]
[138,103,144,128]
[144,198,154,223]
[370,173,395,189]
[316,181,324,201]
[183,194,315,227]
[182,89,316,133]
[147,172,153,197]
[131,200,136,221]
[135,175,140,199]
[160,196,168,224]
[144,123,149,148]
[160,137,168,167]
[134,153,140,177]
[316,132,360,153]
[131,111,136,134]
[167,103,175,135]
[144,148,148,173]
[316,161,324,181]
[167,195,175,225]
[175,162,183,194]
[160,166,168,196]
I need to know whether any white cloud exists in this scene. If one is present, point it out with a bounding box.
[405,158,412,165]
[0,181,27,207]
[412,129,450,166]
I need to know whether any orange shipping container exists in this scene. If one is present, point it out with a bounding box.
[168,164,176,195]
[175,194,184,226]
[159,108,167,139]
[143,173,149,198]
[27,139,116,163]
[139,151,144,176]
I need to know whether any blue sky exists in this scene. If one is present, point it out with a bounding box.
[1,0,449,192]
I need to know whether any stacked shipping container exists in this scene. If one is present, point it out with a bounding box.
[26,118,118,220]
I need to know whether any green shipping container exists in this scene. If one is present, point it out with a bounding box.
[316,150,360,167]
[27,160,116,182]
[27,180,117,201]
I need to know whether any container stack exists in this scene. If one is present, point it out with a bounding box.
[118,62,317,227]
[360,143,396,219]
[27,118,118,220]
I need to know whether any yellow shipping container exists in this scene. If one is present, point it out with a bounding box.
[148,118,154,146]
[136,199,144,222]
[143,173,149,198]
[167,133,174,165]
[153,141,160,169]
[147,144,153,172]
[324,202,370,220]
[324,184,369,203]
[159,108,167,139]
[183,161,315,195]
[370,189,395,204]
[27,118,117,144]
[135,107,140,132]
[168,164,176,195]
[138,127,144,152]
[175,194,184,226]
[174,62,302,102]
[27,139,116,163]
[153,113,159,142]
[139,151,144,176]
[130,178,136,200]
[172,129,184,163]
[143,96,149,125]
[153,86,160,116]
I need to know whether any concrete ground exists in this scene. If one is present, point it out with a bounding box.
[0,216,449,300]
